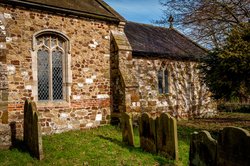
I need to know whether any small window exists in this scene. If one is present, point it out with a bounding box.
[158,70,163,93]
[158,69,169,94]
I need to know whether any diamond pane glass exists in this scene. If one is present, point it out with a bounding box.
[52,49,63,100]
[38,49,49,100]
[158,70,163,94]
[164,71,169,94]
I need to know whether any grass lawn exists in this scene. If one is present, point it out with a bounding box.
[0,112,249,166]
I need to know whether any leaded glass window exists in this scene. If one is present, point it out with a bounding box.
[158,69,169,94]
[38,49,49,100]
[36,35,65,101]
[164,71,169,94]
[158,70,163,94]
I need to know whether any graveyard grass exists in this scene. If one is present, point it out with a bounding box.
[0,112,249,166]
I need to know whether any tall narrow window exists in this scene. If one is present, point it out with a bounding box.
[158,69,169,94]
[164,70,169,94]
[158,70,163,94]
[36,35,65,101]
[38,49,49,100]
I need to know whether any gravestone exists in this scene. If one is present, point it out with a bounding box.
[156,113,178,160]
[189,131,217,166]
[121,112,134,146]
[189,127,250,166]
[217,127,250,166]
[139,113,157,153]
[23,100,44,160]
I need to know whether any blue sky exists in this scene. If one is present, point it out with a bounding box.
[104,0,164,24]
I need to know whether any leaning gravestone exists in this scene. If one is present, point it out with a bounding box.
[156,113,178,160]
[121,112,134,146]
[217,127,250,166]
[139,113,157,153]
[189,131,217,166]
[23,100,44,160]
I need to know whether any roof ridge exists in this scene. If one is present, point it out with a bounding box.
[127,21,169,30]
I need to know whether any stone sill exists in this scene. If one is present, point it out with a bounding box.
[36,100,70,109]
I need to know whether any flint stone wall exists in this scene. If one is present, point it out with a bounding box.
[189,127,250,166]
[132,58,216,119]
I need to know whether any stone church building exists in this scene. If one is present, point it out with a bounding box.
[0,0,215,147]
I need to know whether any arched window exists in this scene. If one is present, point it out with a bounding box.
[158,68,169,94]
[32,30,71,102]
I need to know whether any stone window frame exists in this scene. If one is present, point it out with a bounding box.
[158,65,169,94]
[31,29,72,106]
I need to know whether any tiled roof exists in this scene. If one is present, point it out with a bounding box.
[125,22,207,61]
[1,0,124,22]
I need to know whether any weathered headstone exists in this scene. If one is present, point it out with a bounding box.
[189,127,250,166]
[23,100,29,143]
[121,112,134,146]
[189,131,217,166]
[139,113,157,153]
[156,113,178,160]
[23,100,44,160]
[217,127,250,166]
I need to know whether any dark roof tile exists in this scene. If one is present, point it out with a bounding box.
[124,22,207,61]
[2,0,124,22]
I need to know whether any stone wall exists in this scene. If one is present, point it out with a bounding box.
[0,54,11,149]
[0,15,11,149]
[190,127,250,166]
[0,3,119,136]
[132,57,216,119]
[110,30,140,124]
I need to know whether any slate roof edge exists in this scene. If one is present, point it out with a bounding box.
[132,51,204,62]
[96,0,125,22]
[169,27,209,53]
[1,0,123,23]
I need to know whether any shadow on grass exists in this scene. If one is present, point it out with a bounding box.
[154,156,175,166]
[10,139,29,153]
[97,135,139,150]
[98,135,175,165]
[9,122,29,153]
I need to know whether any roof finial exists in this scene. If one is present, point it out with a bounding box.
[168,15,174,28]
